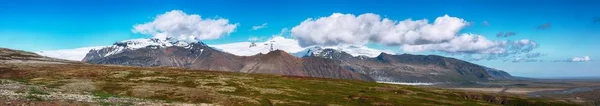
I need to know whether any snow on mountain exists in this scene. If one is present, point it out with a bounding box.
[37,36,395,61]
[211,36,305,56]
[212,36,395,57]
[36,46,107,61]
[90,38,202,58]
[37,38,201,61]
[115,38,194,49]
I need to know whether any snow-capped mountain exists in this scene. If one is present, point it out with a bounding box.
[82,38,207,62]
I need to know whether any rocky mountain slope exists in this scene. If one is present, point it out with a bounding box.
[83,39,372,81]
[483,67,514,80]
[303,47,509,82]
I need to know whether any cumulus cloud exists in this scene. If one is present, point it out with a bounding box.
[402,34,505,54]
[537,23,551,29]
[133,10,239,42]
[251,23,268,30]
[291,13,468,47]
[402,34,538,59]
[496,31,517,38]
[290,13,540,61]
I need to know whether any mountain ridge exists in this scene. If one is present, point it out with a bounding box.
[83,39,512,83]
[304,48,512,82]
[84,42,373,81]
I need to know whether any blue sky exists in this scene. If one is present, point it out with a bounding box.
[1,0,599,78]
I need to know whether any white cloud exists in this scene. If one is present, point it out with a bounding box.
[291,13,468,47]
[251,23,268,30]
[36,46,107,61]
[290,13,540,61]
[133,10,238,42]
[401,33,507,54]
[572,56,592,62]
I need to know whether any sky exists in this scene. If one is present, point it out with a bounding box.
[1,0,599,78]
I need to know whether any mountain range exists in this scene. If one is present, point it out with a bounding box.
[81,38,513,83]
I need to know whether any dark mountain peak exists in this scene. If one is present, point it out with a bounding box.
[376,52,395,62]
[376,52,395,57]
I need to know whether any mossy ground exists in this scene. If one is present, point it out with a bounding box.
[0,63,577,106]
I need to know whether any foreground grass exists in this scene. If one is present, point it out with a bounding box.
[0,63,577,106]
